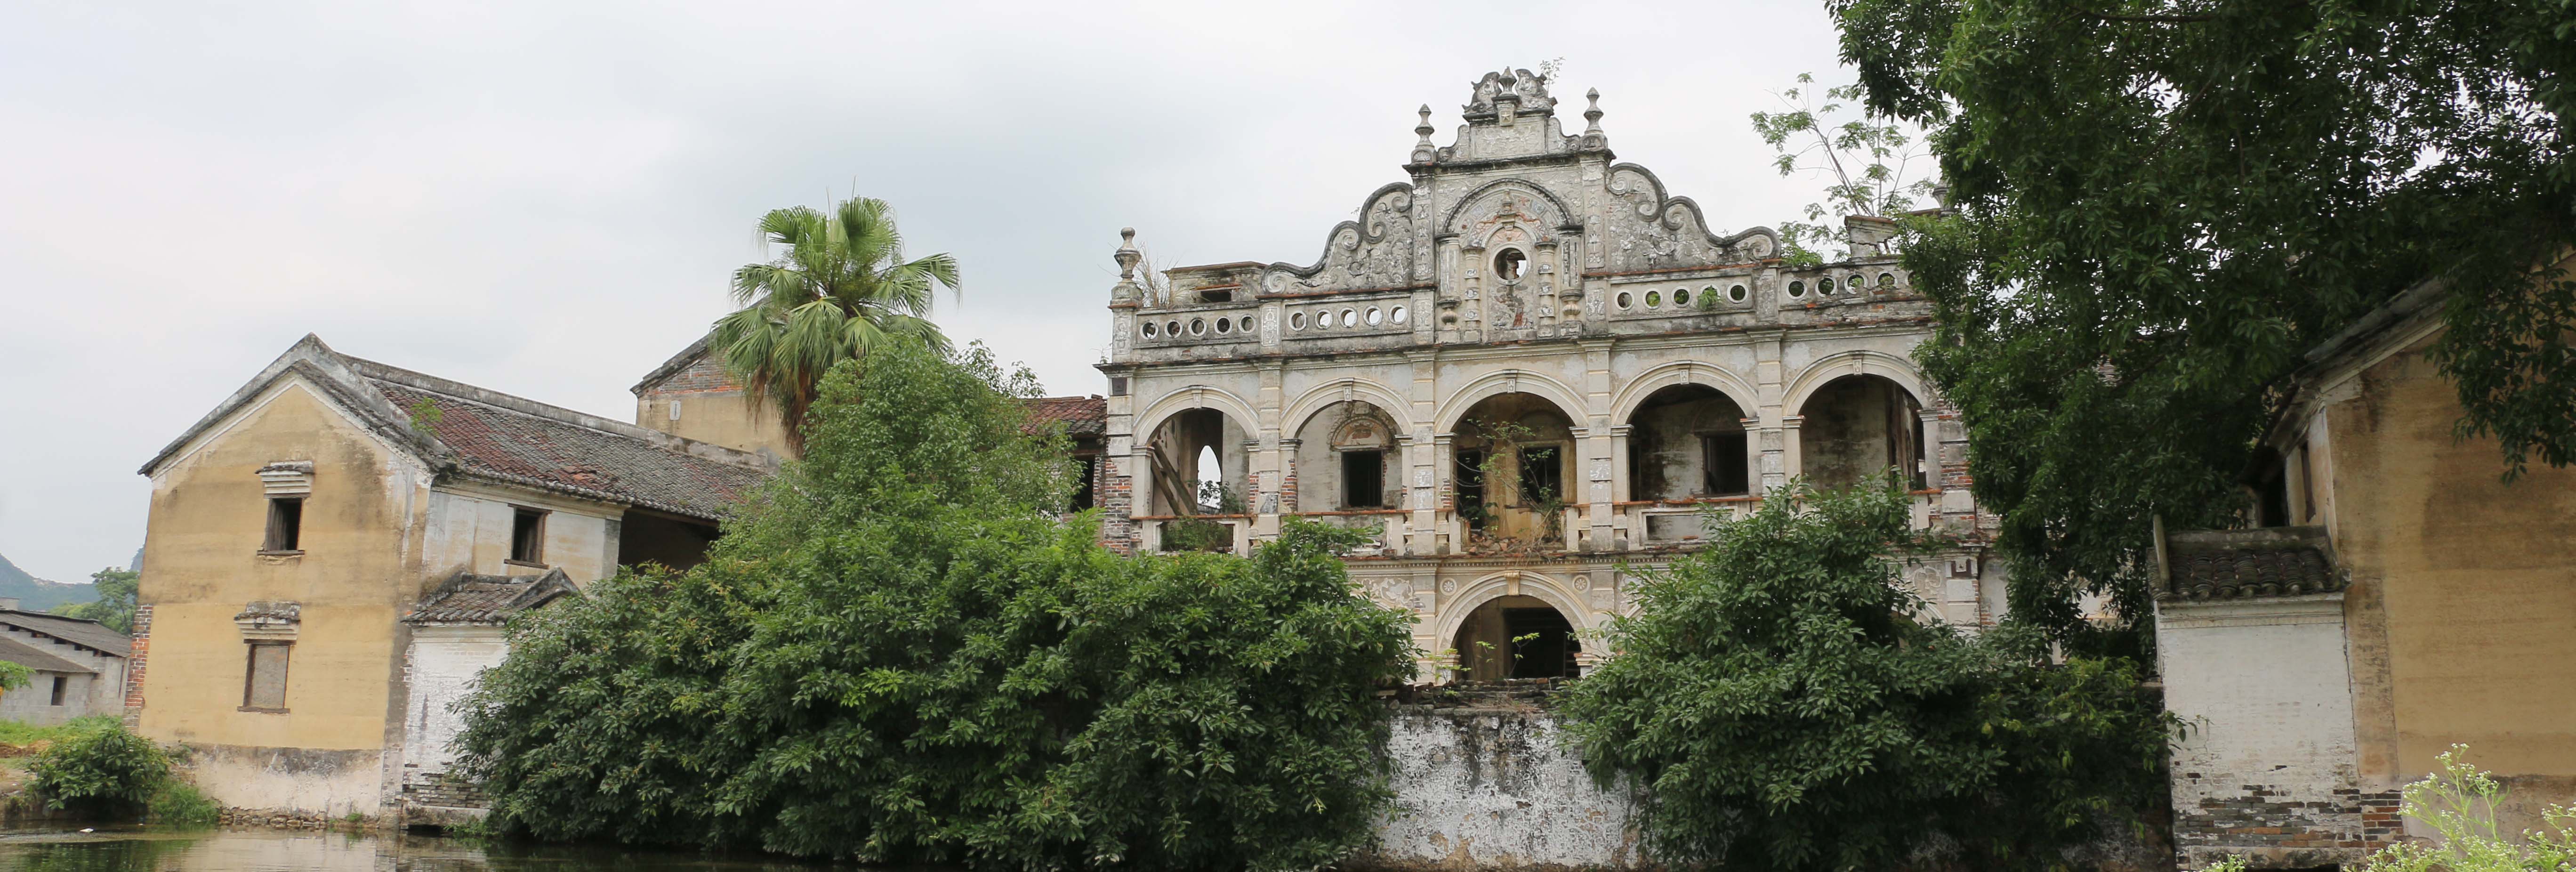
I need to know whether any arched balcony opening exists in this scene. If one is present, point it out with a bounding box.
[1450,595,1580,681]
[1291,401,1401,513]
[1451,392,1578,549]
[1798,374,1926,491]
[1626,385,1752,501]
[1145,408,1251,552]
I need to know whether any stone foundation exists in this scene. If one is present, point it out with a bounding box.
[1354,686,1642,870]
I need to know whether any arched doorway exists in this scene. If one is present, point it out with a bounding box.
[1626,384,1752,500]
[1451,595,1580,681]
[1146,407,1248,516]
[1798,374,1925,491]
[1450,392,1578,548]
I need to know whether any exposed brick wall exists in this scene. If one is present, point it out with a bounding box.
[2171,778,2386,864]
[1099,456,1135,554]
[638,351,745,397]
[122,604,152,728]
[400,770,491,810]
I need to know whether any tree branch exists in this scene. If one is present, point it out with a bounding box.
[2078,8,2216,23]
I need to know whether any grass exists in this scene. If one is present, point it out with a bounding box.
[0,715,120,746]
[146,780,221,826]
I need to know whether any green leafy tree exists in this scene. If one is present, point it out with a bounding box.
[455,338,1416,869]
[711,196,960,450]
[55,567,138,635]
[28,722,171,818]
[1560,479,2174,872]
[1828,0,2576,638]
[1750,73,1936,265]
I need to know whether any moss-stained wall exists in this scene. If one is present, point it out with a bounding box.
[2326,331,2576,811]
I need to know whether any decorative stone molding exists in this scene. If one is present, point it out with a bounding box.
[258,461,314,496]
[234,601,301,641]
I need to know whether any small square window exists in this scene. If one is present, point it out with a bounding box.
[263,498,303,553]
[242,642,290,712]
[509,508,547,565]
[1703,432,1750,495]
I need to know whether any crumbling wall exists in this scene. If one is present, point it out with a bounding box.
[1357,696,1641,870]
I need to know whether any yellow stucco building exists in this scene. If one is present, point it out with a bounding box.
[2154,257,2576,867]
[131,335,772,817]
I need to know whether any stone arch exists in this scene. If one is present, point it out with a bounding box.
[1781,350,1932,416]
[1132,385,1263,443]
[1281,377,1417,439]
[1610,362,1765,428]
[1440,178,1579,234]
[1428,569,1601,650]
[1433,370,1589,434]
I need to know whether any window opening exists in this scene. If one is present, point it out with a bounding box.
[1704,432,1751,495]
[510,508,547,565]
[1196,445,1224,513]
[48,677,65,706]
[1673,288,1690,306]
[1343,450,1385,509]
[242,642,290,711]
[1454,449,1488,530]
[1912,416,1930,490]
[1518,446,1562,506]
[263,498,303,553]
[1199,289,1233,303]
[1788,280,1806,298]
[1819,277,1835,294]
[1730,284,1748,302]
[1494,249,1526,281]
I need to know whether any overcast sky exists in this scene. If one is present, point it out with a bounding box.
[0,0,1867,582]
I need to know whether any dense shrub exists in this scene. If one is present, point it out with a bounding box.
[146,780,221,826]
[29,722,171,818]
[1559,479,2176,872]
[455,340,1417,870]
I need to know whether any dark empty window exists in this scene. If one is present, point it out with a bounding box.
[262,498,303,552]
[1070,457,1098,512]
[1343,451,1385,509]
[1199,289,1233,303]
[1455,450,1488,528]
[1518,447,1562,505]
[509,508,547,565]
[243,642,290,712]
[48,677,65,706]
[1703,432,1750,495]
[1494,249,1526,281]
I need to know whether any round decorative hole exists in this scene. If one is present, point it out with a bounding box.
[1879,272,1896,288]
[1142,322,1157,337]
[1494,249,1527,282]
[1166,320,1182,335]
[1729,284,1748,302]
[1851,275,1865,292]
[1673,288,1691,306]
[1214,317,1230,334]
[1617,291,1634,308]
[1645,290,1662,307]
[1366,307,1383,326]
[1317,309,1335,328]
[1788,281,1806,298]
[1391,305,1408,324]
[1818,277,1835,295]
[1341,308,1357,328]
[1291,312,1307,330]
[1240,316,1255,332]
[1188,317,1206,335]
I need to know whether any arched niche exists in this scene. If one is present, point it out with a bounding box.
[1796,373,1926,491]
[1449,391,1579,547]
[1626,384,1753,500]
[1290,400,1402,512]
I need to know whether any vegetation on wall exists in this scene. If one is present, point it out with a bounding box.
[1559,479,2175,872]
[455,339,1417,870]
[2203,746,2575,872]
[1827,0,2575,641]
[712,196,961,450]
[1750,72,1937,265]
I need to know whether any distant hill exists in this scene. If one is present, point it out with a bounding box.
[0,552,102,612]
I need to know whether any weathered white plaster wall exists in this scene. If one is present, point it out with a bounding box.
[401,626,507,777]
[421,488,620,583]
[1360,706,1640,870]
[2157,594,2367,868]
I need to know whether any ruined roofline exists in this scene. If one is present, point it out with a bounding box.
[341,355,768,471]
[629,330,717,396]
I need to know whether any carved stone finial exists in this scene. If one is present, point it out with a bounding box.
[1416,104,1435,142]
[1463,67,1556,121]
[1114,227,1141,281]
[1584,88,1603,133]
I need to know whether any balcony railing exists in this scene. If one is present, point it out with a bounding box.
[1131,491,1946,557]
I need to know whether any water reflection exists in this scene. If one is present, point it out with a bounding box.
[0,827,849,871]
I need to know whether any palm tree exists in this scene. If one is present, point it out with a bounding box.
[711,196,958,449]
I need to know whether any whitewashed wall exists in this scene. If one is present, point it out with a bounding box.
[2157,594,2368,868]
[1358,706,1641,870]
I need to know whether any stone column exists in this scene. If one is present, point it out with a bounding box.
[1599,425,1630,551]
[1780,415,1805,487]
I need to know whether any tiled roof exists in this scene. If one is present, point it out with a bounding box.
[1025,396,1107,436]
[367,370,771,522]
[405,568,579,625]
[0,634,97,675]
[0,611,129,658]
[2159,526,2346,601]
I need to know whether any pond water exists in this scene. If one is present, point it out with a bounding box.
[0,826,853,871]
